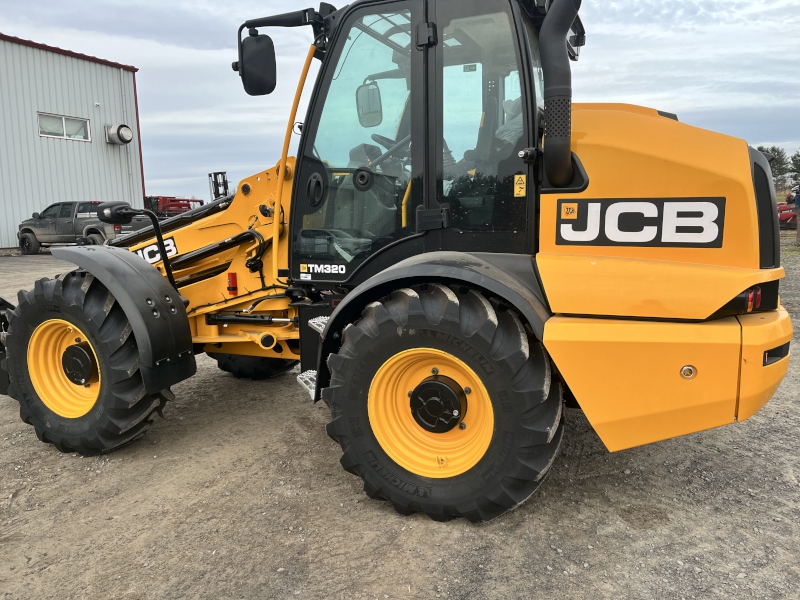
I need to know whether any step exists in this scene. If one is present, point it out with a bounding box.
[308,316,329,335]
[296,370,317,400]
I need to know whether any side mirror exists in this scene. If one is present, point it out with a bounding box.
[32,212,40,219]
[356,83,383,128]
[233,31,277,96]
[97,201,138,225]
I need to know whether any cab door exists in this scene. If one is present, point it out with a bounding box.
[291,0,426,286]
[433,0,534,255]
[55,202,77,241]
[35,204,61,242]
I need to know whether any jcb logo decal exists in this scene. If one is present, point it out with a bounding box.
[556,198,726,248]
[135,238,178,264]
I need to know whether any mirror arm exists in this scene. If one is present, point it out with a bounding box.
[363,69,406,84]
[244,8,316,30]
[233,23,246,74]
[141,209,179,291]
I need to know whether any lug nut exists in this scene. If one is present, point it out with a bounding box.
[431,368,439,375]
[452,410,459,417]
[459,423,467,430]
[75,338,81,343]
[464,387,472,395]
[407,391,413,397]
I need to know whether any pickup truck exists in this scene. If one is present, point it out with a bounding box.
[17,201,150,255]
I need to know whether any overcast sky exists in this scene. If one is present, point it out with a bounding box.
[1,0,798,199]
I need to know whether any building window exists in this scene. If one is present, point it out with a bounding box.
[37,112,91,142]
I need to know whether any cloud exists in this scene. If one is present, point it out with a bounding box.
[573,0,800,156]
[1,0,798,199]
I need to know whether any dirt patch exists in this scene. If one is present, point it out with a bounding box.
[0,237,798,599]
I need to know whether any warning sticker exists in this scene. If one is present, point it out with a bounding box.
[514,174,527,198]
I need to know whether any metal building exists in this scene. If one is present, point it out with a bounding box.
[0,33,144,248]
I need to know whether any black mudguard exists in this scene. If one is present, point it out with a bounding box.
[51,246,196,393]
[0,297,13,396]
[313,251,552,401]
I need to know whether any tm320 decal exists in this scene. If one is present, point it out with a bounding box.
[556,198,726,248]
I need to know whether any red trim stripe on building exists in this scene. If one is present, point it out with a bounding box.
[0,32,138,72]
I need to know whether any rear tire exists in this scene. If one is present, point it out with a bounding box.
[208,353,299,380]
[87,233,105,246]
[323,284,564,522]
[19,233,40,255]
[3,272,171,455]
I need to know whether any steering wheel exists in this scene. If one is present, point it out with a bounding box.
[368,134,411,168]
[371,134,397,151]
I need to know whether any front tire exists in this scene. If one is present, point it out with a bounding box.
[3,272,171,455]
[323,284,564,522]
[19,233,40,255]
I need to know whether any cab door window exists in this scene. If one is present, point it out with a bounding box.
[58,203,74,218]
[437,0,528,232]
[39,204,60,219]
[293,5,422,280]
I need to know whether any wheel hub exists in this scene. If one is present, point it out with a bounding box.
[27,319,102,419]
[62,343,97,386]
[410,376,467,434]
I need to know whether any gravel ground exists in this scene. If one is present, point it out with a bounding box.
[0,235,798,599]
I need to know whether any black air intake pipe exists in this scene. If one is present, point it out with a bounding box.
[540,0,581,187]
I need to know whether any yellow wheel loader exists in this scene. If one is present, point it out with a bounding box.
[0,0,792,522]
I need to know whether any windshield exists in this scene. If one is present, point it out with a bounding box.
[292,5,421,281]
[313,12,413,168]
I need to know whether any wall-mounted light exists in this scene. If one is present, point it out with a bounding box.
[105,124,133,145]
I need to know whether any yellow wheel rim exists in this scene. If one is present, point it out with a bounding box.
[368,348,494,478]
[27,319,102,419]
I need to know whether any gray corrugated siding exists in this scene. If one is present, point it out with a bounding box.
[0,39,143,248]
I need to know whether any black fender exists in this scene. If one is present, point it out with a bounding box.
[314,251,552,401]
[51,246,196,393]
[0,297,13,396]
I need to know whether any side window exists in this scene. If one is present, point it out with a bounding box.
[438,0,528,232]
[523,20,545,110]
[40,204,61,219]
[293,7,419,279]
[38,113,91,141]
[77,202,98,216]
[59,204,75,218]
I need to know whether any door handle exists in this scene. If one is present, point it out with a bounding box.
[306,173,325,206]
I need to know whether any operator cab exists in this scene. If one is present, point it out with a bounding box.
[233,0,585,287]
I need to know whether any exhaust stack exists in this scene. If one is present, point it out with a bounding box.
[540,0,581,187]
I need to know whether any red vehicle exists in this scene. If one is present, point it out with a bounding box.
[144,196,204,219]
[778,201,797,229]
